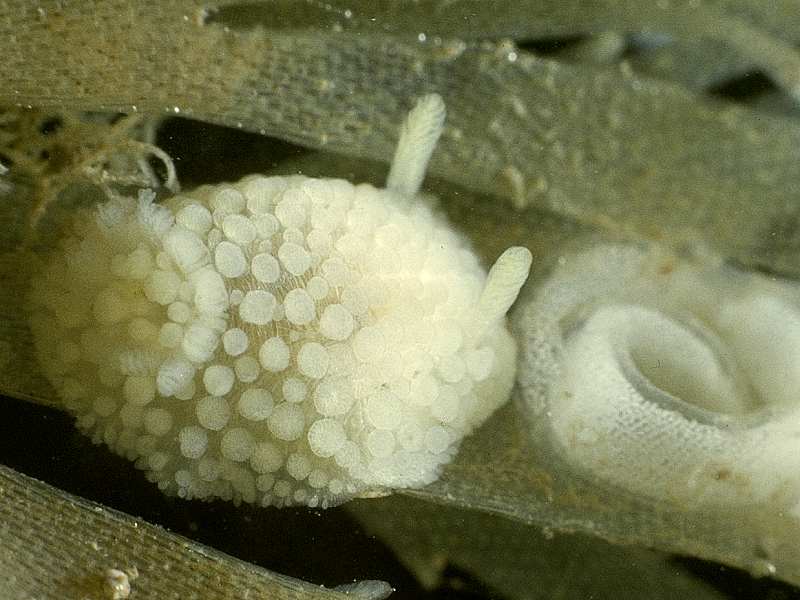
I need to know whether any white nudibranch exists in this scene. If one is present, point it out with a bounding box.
[516,241,800,517]
[28,95,531,508]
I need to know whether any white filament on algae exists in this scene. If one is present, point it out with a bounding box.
[28,95,531,508]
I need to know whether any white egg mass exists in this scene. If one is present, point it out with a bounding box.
[27,95,531,508]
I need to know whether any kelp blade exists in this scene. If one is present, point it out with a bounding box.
[1,2,800,276]
[0,464,391,600]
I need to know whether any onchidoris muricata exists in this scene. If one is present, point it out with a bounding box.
[27,96,531,507]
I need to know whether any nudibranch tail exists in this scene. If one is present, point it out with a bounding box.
[386,94,446,198]
[474,246,533,338]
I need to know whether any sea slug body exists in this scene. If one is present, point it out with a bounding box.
[28,95,531,508]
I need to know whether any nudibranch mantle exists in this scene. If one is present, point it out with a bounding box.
[28,95,531,508]
[516,242,800,516]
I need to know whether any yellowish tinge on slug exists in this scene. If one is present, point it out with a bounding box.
[27,95,531,508]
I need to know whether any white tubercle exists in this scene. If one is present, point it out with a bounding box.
[28,96,526,509]
[386,94,446,198]
[515,242,800,515]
